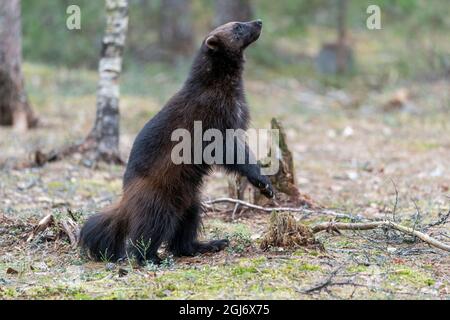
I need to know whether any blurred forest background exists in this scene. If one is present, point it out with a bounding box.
[21,0,450,73]
[0,0,449,299]
[1,0,447,156]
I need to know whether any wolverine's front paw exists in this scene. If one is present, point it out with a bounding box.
[249,176,274,199]
[259,182,274,198]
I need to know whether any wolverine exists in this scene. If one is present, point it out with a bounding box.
[80,20,274,265]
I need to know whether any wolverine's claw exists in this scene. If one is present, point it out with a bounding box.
[260,183,274,198]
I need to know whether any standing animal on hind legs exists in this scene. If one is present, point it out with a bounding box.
[80,20,274,265]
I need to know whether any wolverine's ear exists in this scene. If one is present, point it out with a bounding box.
[205,35,219,50]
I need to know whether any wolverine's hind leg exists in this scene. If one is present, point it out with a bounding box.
[168,203,229,257]
[128,207,178,266]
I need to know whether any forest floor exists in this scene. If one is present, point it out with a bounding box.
[0,63,449,299]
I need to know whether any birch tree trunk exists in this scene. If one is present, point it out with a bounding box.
[214,0,254,26]
[159,0,194,61]
[0,0,37,130]
[85,0,129,163]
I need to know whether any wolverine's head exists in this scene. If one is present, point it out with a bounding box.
[202,20,263,55]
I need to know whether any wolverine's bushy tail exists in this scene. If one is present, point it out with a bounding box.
[79,204,128,262]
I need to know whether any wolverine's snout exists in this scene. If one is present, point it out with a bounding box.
[243,19,263,46]
[253,19,263,28]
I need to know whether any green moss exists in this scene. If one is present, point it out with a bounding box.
[27,285,86,299]
[424,278,436,286]
[232,266,259,276]
[335,240,354,248]
[78,178,121,194]
[293,249,306,256]
[0,287,20,299]
[47,181,66,191]
[409,141,441,152]
[298,263,321,272]
[72,292,94,300]
[293,248,322,257]
[388,267,437,287]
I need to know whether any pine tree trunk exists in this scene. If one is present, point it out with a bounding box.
[316,0,353,75]
[336,0,349,74]
[214,0,254,26]
[159,0,194,61]
[83,0,129,163]
[0,0,37,130]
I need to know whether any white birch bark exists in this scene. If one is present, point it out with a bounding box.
[88,0,129,162]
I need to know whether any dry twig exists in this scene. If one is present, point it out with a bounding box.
[312,220,450,252]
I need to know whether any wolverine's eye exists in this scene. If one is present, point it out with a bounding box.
[234,24,245,38]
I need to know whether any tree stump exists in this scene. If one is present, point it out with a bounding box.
[256,118,318,208]
[315,43,354,75]
[227,118,318,209]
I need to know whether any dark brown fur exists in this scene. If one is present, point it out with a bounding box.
[80,20,273,264]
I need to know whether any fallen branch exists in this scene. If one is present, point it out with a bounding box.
[312,220,450,252]
[27,214,54,242]
[204,197,364,221]
[301,266,343,294]
[11,135,123,170]
[205,197,450,253]
[11,141,84,169]
[26,214,80,247]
